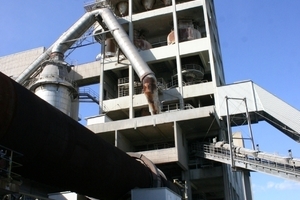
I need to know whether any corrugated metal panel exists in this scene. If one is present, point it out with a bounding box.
[216,81,300,142]
[216,81,264,116]
[254,84,300,141]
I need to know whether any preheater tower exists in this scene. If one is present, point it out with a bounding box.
[0,0,252,199]
[85,0,249,199]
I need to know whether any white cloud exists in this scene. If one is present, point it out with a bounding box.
[266,180,300,190]
[252,183,266,193]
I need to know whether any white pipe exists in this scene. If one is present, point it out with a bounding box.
[16,12,95,84]
[92,8,154,80]
[92,8,159,114]
[16,7,159,114]
[17,7,154,84]
[172,0,184,110]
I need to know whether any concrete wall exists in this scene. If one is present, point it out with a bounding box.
[116,130,133,152]
[0,47,45,78]
[175,122,188,170]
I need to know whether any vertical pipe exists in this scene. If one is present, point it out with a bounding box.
[128,0,134,118]
[225,96,235,168]
[172,0,184,110]
[129,65,134,118]
[99,34,105,114]
[129,0,133,37]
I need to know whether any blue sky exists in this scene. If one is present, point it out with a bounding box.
[1,1,300,199]
[216,1,300,199]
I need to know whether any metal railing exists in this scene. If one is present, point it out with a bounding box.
[166,78,209,89]
[193,143,300,182]
[161,103,194,112]
[118,77,129,85]
[0,145,22,182]
[79,87,99,104]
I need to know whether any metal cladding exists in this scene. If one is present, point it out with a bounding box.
[0,72,154,199]
[29,53,76,115]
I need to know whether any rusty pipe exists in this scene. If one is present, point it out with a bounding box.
[142,74,160,115]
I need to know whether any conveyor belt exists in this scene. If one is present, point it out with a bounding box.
[194,143,300,182]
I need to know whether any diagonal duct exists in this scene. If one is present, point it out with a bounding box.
[16,7,160,114]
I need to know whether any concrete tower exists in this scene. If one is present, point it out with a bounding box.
[85,0,249,199]
[0,1,254,199]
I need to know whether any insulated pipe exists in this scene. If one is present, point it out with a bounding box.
[0,72,154,199]
[91,8,153,80]
[91,8,160,114]
[16,12,96,84]
[235,147,258,157]
[16,7,160,114]
[17,8,152,79]
[51,13,96,53]
[15,46,52,84]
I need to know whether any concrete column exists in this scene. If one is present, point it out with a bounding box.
[182,171,192,200]
[128,0,134,119]
[171,0,184,110]
[70,86,79,120]
[99,36,105,114]
[129,65,134,119]
[222,164,231,199]
[115,130,132,152]
[242,171,253,200]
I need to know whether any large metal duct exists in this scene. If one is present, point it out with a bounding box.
[0,72,157,199]
[93,8,160,114]
[16,6,160,114]
[15,11,96,84]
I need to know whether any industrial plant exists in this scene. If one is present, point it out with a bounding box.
[0,0,300,199]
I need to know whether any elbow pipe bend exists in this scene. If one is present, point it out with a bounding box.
[142,74,160,115]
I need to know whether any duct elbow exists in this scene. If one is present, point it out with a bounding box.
[142,74,160,115]
[51,31,71,54]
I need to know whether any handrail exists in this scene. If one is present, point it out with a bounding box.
[194,143,300,182]
[79,87,99,104]
[0,145,22,182]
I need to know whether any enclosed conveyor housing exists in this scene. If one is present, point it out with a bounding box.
[216,81,300,142]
